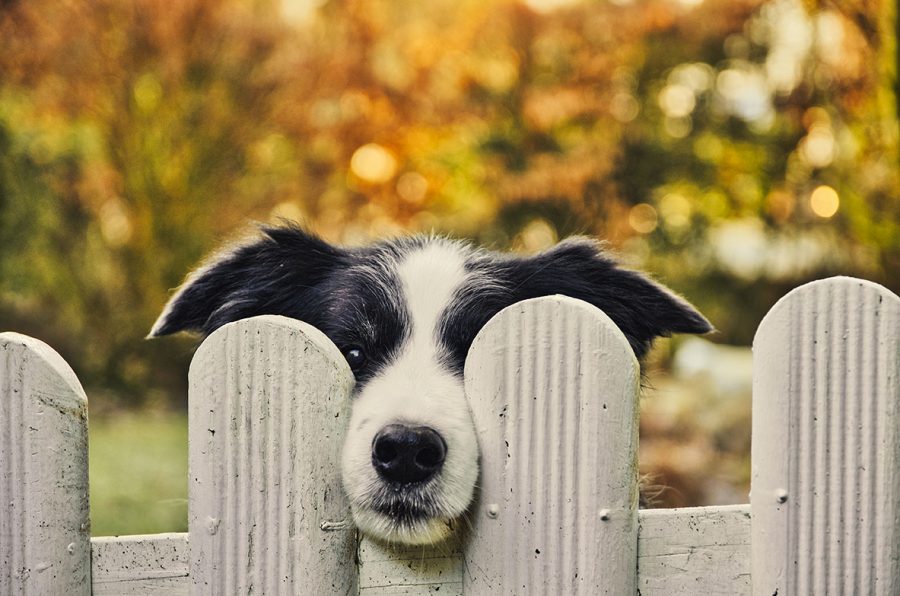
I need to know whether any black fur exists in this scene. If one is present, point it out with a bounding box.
[152,226,712,384]
[438,238,712,374]
[150,226,348,337]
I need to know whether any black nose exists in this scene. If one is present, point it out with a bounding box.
[372,424,447,485]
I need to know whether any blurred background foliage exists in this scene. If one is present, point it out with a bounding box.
[0,0,897,532]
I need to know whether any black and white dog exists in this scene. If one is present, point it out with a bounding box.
[150,225,711,545]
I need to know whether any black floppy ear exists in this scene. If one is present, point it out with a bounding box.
[149,225,348,338]
[508,237,713,359]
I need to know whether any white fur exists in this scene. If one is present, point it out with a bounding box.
[341,241,480,544]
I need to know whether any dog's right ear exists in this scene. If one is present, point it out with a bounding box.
[148,225,348,338]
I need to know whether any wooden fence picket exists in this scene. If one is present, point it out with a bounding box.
[0,333,91,595]
[463,295,641,594]
[2,276,898,595]
[187,315,357,595]
[751,277,900,596]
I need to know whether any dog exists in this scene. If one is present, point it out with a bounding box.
[150,224,711,545]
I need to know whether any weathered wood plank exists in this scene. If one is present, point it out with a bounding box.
[187,315,357,595]
[638,505,751,595]
[752,277,900,596]
[91,533,189,596]
[90,507,754,594]
[462,295,641,594]
[358,536,462,595]
[357,505,752,595]
[0,332,91,595]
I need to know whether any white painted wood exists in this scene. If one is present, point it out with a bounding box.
[356,505,751,595]
[751,277,900,596]
[462,295,640,594]
[0,332,91,595]
[85,506,755,595]
[638,504,751,595]
[187,315,357,595]
[5,275,898,595]
[91,533,189,595]
[358,536,462,595]
[84,507,756,595]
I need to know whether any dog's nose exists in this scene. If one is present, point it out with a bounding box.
[372,424,446,485]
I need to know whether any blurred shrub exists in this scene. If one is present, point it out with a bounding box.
[0,0,896,408]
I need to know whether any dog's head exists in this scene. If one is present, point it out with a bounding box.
[150,225,711,544]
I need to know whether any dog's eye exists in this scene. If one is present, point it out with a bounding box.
[343,346,367,370]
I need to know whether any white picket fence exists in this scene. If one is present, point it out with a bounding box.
[1,275,898,595]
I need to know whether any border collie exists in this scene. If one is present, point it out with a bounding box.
[150,224,711,545]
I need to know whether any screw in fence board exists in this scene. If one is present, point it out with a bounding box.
[0,333,91,595]
[751,277,900,596]
[462,296,641,595]
[187,315,357,595]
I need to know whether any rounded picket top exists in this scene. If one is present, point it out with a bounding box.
[751,276,900,596]
[189,313,353,383]
[0,332,91,595]
[463,295,640,594]
[187,315,357,595]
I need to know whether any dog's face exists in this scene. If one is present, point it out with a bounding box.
[151,226,711,544]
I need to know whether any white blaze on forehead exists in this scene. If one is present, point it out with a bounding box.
[397,241,468,356]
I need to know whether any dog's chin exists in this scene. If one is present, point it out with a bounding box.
[351,505,457,545]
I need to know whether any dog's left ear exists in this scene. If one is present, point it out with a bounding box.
[507,237,713,359]
[149,225,348,338]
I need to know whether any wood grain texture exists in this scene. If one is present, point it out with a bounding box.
[5,276,898,595]
[91,533,189,596]
[358,536,462,595]
[356,506,751,595]
[0,332,91,595]
[751,277,900,596]
[638,505,751,595]
[187,315,357,595]
[462,295,641,595]
[84,503,754,595]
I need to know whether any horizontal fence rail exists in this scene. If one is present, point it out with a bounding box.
[1,276,898,595]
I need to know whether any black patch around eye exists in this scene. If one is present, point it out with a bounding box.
[314,259,410,387]
[438,270,514,377]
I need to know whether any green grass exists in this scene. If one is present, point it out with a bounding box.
[89,410,188,536]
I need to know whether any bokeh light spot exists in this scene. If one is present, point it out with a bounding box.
[350,143,398,184]
[670,63,714,92]
[716,67,772,122]
[99,199,133,247]
[521,0,582,13]
[809,185,839,218]
[659,192,692,229]
[516,219,558,252]
[658,84,696,118]
[397,172,428,204]
[799,125,835,168]
[629,203,659,234]
[765,189,795,222]
[610,92,640,123]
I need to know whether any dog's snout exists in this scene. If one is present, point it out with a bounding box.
[372,424,446,485]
